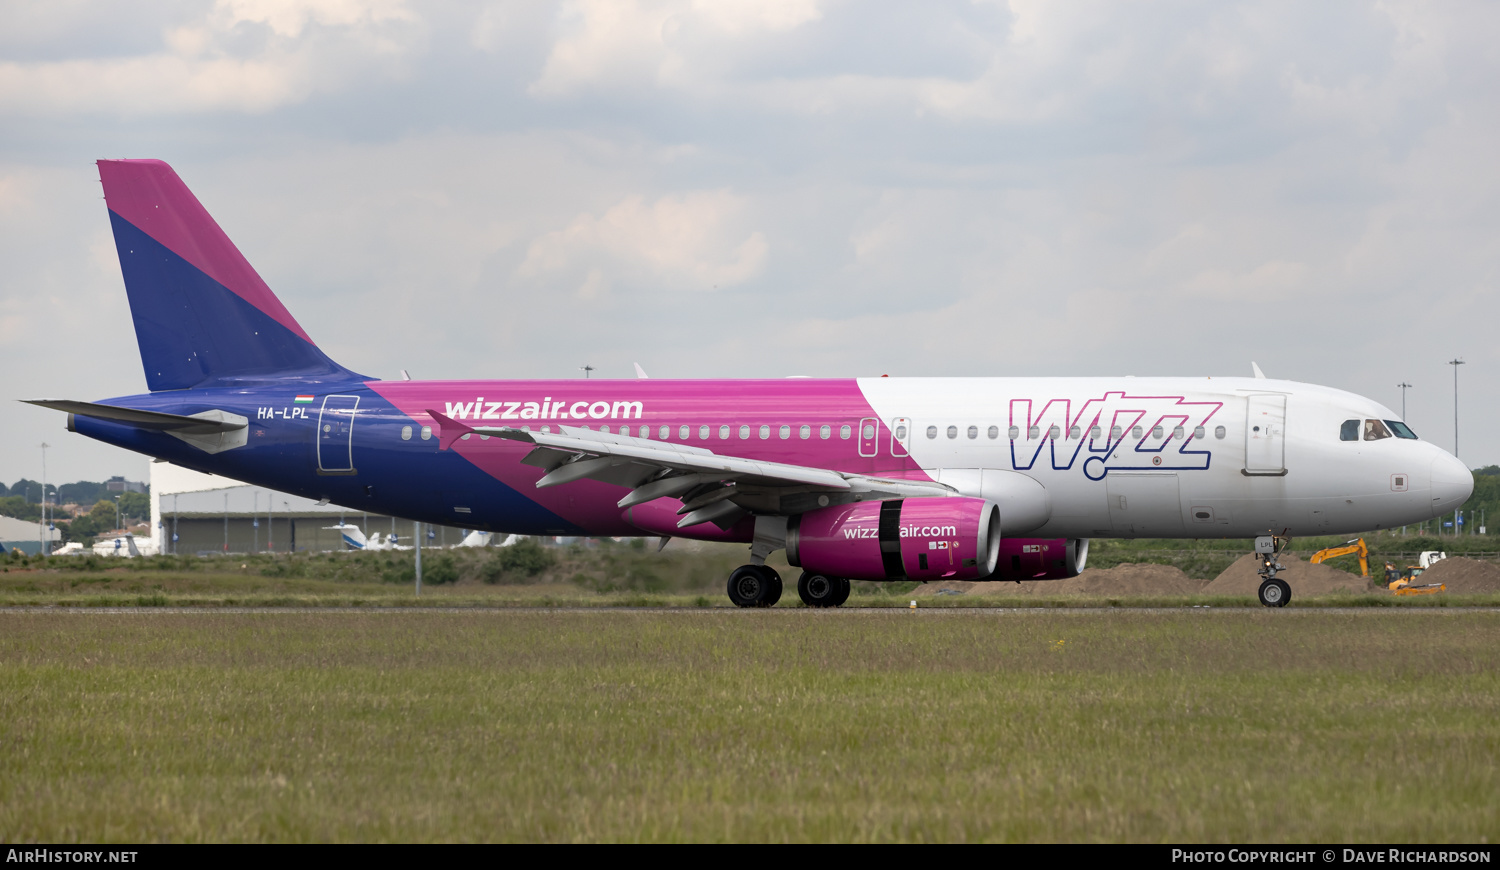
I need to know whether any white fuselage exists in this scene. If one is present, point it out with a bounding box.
[858,376,1471,539]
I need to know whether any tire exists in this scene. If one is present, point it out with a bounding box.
[830,578,851,607]
[727,565,780,608]
[761,566,783,607]
[1258,577,1291,608]
[798,572,840,608]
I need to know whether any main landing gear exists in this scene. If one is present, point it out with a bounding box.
[727,564,782,608]
[725,565,852,608]
[1254,533,1292,608]
[796,572,850,608]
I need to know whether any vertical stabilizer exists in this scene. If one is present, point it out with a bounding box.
[98,159,363,391]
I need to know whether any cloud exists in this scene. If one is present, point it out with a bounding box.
[0,0,422,116]
[515,190,769,296]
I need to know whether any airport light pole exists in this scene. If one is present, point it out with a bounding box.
[39,442,49,557]
[414,520,423,597]
[1448,358,1464,458]
[580,364,594,379]
[1396,382,1412,420]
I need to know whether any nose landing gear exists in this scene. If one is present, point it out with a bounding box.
[1254,532,1292,608]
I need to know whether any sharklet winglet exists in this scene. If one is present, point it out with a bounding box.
[425,409,474,451]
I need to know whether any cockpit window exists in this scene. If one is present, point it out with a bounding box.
[1340,420,1359,442]
[1385,420,1418,440]
[1364,419,1392,441]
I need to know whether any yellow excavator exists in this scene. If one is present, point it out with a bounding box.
[1309,538,1445,595]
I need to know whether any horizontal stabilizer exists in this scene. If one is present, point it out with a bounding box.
[24,399,247,433]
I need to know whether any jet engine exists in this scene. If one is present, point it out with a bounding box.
[987,537,1089,582]
[785,497,1000,581]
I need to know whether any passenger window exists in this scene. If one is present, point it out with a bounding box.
[778,425,789,439]
[1340,420,1359,442]
[967,425,978,440]
[660,425,671,439]
[840,424,851,439]
[927,426,938,439]
[946,425,958,439]
[1090,426,1102,439]
[1151,426,1163,439]
[1193,426,1204,439]
[895,425,907,440]
[1068,426,1080,439]
[699,425,709,439]
[1132,426,1143,439]
[680,425,690,439]
[420,426,432,441]
[1364,419,1392,441]
[1214,425,1226,439]
[720,425,731,439]
[739,425,750,439]
[1172,426,1183,439]
[639,425,650,438]
[862,423,875,439]
[760,425,771,440]
[401,425,412,441]
[800,424,811,439]
[1028,426,1040,440]
[820,424,831,440]
[1110,426,1122,440]
[988,426,999,439]
[1385,420,1418,439]
[600,424,611,434]
[1008,426,1019,440]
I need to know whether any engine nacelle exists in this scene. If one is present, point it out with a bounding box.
[786,497,1000,581]
[987,537,1089,582]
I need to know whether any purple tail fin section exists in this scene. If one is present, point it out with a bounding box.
[98,159,363,391]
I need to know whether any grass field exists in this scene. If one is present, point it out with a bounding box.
[1,610,1496,842]
[4,539,1499,609]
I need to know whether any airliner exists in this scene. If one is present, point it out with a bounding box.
[25,160,1473,607]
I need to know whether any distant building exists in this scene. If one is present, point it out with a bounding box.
[150,463,472,555]
[105,476,147,494]
[0,515,60,556]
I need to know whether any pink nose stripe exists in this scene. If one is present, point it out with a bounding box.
[97,159,315,346]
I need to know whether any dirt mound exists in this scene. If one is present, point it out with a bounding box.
[1412,557,1500,593]
[912,563,1201,596]
[1202,553,1373,597]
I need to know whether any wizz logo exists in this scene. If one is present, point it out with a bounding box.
[1009,393,1223,480]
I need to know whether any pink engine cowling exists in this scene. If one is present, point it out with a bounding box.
[988,537,1089,582]
[785,497,1000,581]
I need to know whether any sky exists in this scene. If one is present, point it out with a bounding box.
[2,0,1498,486]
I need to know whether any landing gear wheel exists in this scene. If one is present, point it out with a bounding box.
[761,566,783,607]
[798,572,842,608]
[728,565,781,608]
[830,577,851,607]
[1258,578,1291,608]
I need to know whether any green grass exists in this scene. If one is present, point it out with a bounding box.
[0,610,1495,842]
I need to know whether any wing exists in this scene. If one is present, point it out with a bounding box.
[426,410,953,530]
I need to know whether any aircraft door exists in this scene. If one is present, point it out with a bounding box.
[858,417,878,458]
[318,395,359,475]
[1244,395,1287,475]
[890,417,911,457]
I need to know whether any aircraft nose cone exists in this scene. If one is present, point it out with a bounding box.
[1430,453,1473,514]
